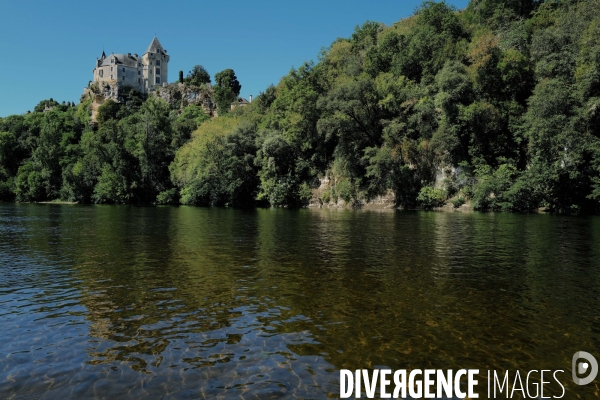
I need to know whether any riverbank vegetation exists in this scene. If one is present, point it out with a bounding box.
[2,0,600,213]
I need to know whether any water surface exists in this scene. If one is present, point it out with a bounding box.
[0,204,599,399]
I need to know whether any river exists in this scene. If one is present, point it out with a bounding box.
[0,204,598,399]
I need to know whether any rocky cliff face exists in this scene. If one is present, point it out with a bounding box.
[80,82,122,123]
[153,83,216,116]
[309,176,396,209]
[308,193,397,209]
[81,82,217,123]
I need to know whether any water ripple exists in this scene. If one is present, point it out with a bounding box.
[0,205,598,398]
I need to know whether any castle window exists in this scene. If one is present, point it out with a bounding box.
[138,78,141,84]
[150,61,152,65]
[156,60,160,66]
[155,77,161,84]
[156,68,161,74]
[111,58,114,63]
[110,67,113,72]
[111,75,113,80]
[99,70,103,77]
[138,71,140,75]
[122,67,125,72]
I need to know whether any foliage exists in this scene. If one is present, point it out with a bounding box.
[451,196,465,208]
[33,99,59,113]
[214,69,242,96]
[170,117,259,207]
[185,65,211,86]
[2,0,600,213]
[156,188,179,205]
[213,69,242,115]
[172,104,209,149]
[417,186,447,209]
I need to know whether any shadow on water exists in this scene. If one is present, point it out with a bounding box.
[0,204,598,398]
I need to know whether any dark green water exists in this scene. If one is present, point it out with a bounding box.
[0,204,599,399]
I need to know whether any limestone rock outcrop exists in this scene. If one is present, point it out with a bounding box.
[153,83,216,116]
[81,81,217,123]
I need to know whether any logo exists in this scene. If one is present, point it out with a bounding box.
[572,351,598,385]
[338,353,597,398]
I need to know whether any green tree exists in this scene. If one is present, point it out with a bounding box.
[213,69,242,115]
[171,117,259,207]
[172,104,209,150]
[33,98,59,113]
[214,69,242,96]
[4,0,600,213]
[185,65,211,86]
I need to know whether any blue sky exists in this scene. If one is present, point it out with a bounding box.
[0,0,469,117]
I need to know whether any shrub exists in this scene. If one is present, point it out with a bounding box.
[417,186,446,209]
[321,189,331,204]
[336,179,355,203]
[451,196,465,208]
[298,182,313,205]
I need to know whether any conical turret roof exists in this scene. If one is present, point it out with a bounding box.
[145,37,164,54]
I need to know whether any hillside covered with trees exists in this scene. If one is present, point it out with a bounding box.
[2,0,600,213]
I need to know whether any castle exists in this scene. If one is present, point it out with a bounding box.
[85,36,247,121]
[92,37,169,93]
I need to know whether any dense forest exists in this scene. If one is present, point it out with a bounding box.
[2,0,600,213]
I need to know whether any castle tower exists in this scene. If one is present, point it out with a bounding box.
[141,37,169,92]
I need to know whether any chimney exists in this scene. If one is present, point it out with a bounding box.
[249,95,252,103]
